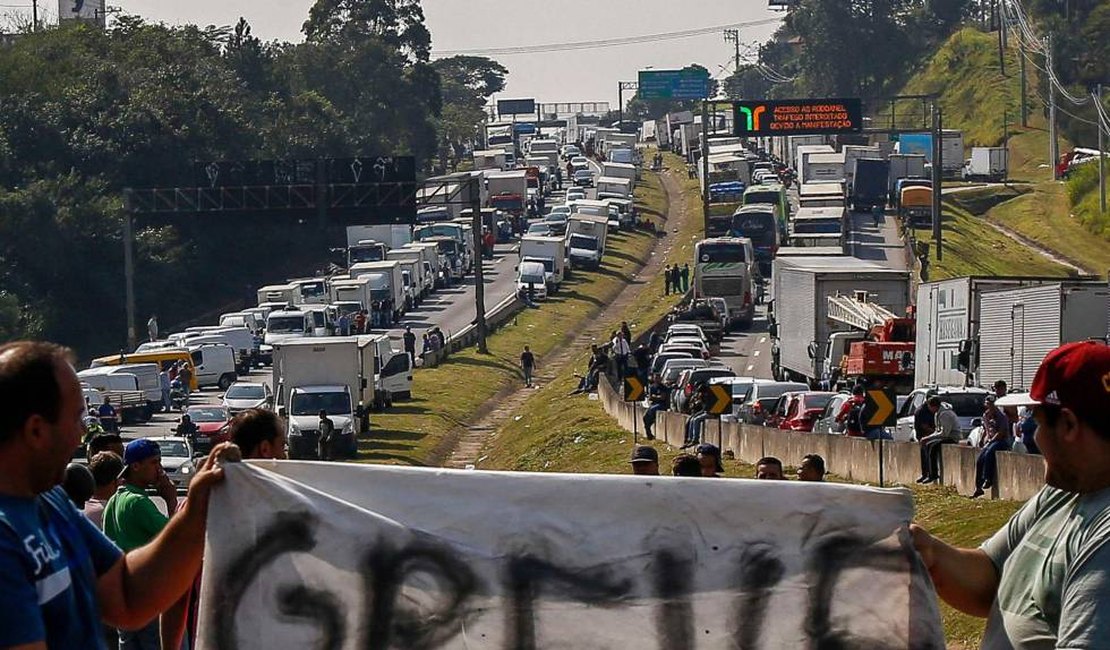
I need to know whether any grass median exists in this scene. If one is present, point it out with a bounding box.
[359,164,671,466]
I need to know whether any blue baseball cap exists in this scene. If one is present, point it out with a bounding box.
[120,439,161,477]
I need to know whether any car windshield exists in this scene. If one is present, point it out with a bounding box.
[290,391,351,417]
[545,214,567,223]
[804,394,835,409]
[527,225,549,235]
[226,385,265,400]
[745,191,779,206]
[945,393,989,417]
[186,407,228,422]
[759,384,807,400]
[154,440,189,457]
[520,273,545,284]
[267,315,304,333]
[698,243,747,263]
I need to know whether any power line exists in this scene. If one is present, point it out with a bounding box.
[431,17,782,57]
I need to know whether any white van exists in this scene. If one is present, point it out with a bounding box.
[265,309,313,345]
[516,261,548,301]
[219,311,263,337]
[187,344,239,390]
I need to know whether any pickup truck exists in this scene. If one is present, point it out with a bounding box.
[667,300,725,345]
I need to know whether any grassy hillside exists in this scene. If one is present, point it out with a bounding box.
[892,27,1110,275]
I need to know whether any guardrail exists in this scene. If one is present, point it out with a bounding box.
[597,375,1045,501]
[419,293,527,368]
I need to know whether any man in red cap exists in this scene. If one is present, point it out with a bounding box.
[911,341,1110,648]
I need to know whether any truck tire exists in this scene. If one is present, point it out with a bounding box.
[218,374,235,391]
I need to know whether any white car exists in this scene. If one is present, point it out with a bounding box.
[570,156,590,171]
[894,386,991,442]
[148,436,197,491]
[665,324,708,345]
[565,189,587,201]
[221,381,273,414]
[547,205,571,218]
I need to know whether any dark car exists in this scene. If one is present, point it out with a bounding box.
[673,367,736,413]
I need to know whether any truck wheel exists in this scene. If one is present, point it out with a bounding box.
[218,374,235,391]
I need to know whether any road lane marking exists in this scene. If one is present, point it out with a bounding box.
[753,350,761,357]
[746,365,754,372]
[759,337,767,344]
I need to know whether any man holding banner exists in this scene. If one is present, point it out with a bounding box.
[913,341,1110,648]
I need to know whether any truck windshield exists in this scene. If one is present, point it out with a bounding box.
[370,288,389,301]
[730,212,776,248]
[267,316,305,333]
[524,257,554,273]
[350,247,384,263]
[299,282,326,299]
[435,241,457,255]
[520,273,545,285]
[697,243,746,263]
[569,234,598,251]
[290,391,351,417]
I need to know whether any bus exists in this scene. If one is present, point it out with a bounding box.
[730,204,782,276]
[692,237,757,329]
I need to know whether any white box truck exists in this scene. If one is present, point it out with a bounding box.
[330,276,374,312]
[345,225,411,250]
[405,241,445,289]
[800,152,846,184]
[789,137,828,169]
[565,214,609,270]
[913,276,1066,389]
[842,145,882,190]
[519,235,567,290]
[287,277,330,306]
[770,256,910,386]
[272,337,374,459]
[977,282,1109,390]
[963,147,1008,182]
[601,161,637,183]
[595,176,633,201]
[349,261,406,322]
[472,149,507,171]
[256,283,298,307]
[386,249,431,299]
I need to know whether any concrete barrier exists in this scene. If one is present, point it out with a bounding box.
[997,452,1045,501]
[941,445,982,496]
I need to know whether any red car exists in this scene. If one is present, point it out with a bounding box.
[768,391,836,432]
[182,406,232,454]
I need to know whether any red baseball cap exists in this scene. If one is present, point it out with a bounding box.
[996,341,1110,425]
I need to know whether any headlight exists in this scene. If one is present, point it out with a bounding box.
[181,466,192,475]
[342,422,354,435]
[289,422,302,437]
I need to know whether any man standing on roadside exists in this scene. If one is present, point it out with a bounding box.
[403,325,417,365]
[177,362,193,408]
[680,263,690,293]
[663,265,672,295]
[611,330,631,382]
[912,341,1110,649]
[103,438,180,650]
[146,314,158,343]
[520,346,536,388]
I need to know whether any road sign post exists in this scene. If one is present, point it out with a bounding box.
[864,387,897,487]
[623,376,645,443]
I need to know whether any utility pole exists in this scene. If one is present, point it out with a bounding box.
[1019,39,1029,126]
[723,29,741,74]
[931,102,943,261]
[998,0,1007,76]
[31,0,38,31]
[701,100,711,234]
[120,196,137,351]
[1047,37,1059,179]
[470,178,488,354]
[1099,83,1106,215]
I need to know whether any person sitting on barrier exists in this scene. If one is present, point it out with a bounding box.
[917,396,961,484]
[629,445,659,476]
[836,385,867,437]
[755,456,786,480]
[971,395,1012,498]
[681,382,712,449]
[797,454,826,482]
[642,374,668,441]
[696,443,724,478]
[911,341,1110,649]
[569,345,608,395]
[672,454,702,477]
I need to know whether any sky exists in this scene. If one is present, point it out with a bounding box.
[83,0,785,106]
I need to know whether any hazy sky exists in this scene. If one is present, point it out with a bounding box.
[99,0,783,105]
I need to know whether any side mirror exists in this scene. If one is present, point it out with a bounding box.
[217,394,225,400]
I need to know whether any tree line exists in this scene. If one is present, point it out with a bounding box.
[0,0,507,356]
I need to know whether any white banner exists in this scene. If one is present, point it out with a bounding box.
[196,462,943,649]
[57,0,101,22]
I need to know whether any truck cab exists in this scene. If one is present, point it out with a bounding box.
[285,385,358,459]
[347,239,389,267]
[265,309,313,345]
[516,261,549,301]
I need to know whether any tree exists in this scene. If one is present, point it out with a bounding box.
[303,0,431,62]
[432,56,508,170]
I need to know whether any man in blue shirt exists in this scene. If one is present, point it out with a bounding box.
[0,340,232,649]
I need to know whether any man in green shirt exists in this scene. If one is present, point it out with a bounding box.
[104,438,180,649]
[912,341,1110,649]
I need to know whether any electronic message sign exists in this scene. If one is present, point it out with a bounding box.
[733,98,863,136]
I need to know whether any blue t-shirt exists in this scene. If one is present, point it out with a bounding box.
[0,486,123,648]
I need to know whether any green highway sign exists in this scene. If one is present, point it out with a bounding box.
[637,69,710,100]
